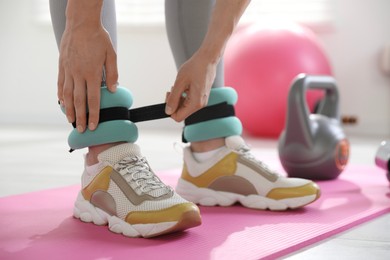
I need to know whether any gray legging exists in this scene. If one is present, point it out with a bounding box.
[49,0,224,88]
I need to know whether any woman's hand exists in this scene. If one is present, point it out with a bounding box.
[165,0,250,122]
[57,0,118,132]
[165,51,217,122]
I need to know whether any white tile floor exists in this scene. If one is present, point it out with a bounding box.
[1,124,390,259]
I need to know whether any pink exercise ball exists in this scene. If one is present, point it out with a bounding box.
[224,20,332,138]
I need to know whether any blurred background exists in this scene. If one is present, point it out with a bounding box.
[1,2,390,258]
[0,0,390,137]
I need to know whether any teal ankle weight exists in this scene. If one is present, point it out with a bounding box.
[183,87,243,142]
[60,86,138,151]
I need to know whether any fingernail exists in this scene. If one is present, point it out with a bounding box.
[89,122,96,131]
[77,125,84,133]
[67,116,73,123]
[165,105,173,115]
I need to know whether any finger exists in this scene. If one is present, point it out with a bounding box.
[165,81,187,115]
[165,91,170,108]
[170,96,193,122]
[57,62,65,106]
[73,79,87,133]
[105,47,118,93]
[171,89,208,122]
[87,77,101,131]
[63,74,75,124]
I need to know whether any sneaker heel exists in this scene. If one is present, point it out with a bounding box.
[73,192,108,225]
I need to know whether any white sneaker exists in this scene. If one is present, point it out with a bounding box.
[73,143,201,238]
[176,136,321,211]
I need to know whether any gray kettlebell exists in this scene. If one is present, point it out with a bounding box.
[375,140,390,182]
[278,74,350,180]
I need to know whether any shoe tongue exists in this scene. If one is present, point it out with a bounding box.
[98,143,142,165]
[225,136,247,150]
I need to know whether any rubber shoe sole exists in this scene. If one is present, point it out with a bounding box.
[176,179,321,211]
[73,192,202,238]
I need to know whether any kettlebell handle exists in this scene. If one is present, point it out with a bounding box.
[300,74,339,119]
[284,73,340,147]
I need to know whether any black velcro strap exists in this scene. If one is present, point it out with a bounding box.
[129,103,170,123]
[71,102,234,128]
[72,104,169,128]
[71,107,129,128]
[184,102,235,126]
[102,107,130,122]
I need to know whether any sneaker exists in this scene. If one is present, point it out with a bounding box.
[73,143,201,238]
[176,136,321,211]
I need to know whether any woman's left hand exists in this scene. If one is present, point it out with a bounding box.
[165,51,217,122]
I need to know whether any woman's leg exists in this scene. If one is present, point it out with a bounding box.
[49,0,202,237]
[49,0,120,165]
[166,0,321,211]
[165,0,226,152]
[165,0,224,89]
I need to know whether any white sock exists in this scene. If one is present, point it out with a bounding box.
[192,147,225,163]
[85,162,102,176]
[81,161,104,188]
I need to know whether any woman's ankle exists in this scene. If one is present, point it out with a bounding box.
[86,142,126,165]
[190,138,225,153]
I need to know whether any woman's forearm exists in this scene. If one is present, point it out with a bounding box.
[65,0,103,29]
[198,0,251,64]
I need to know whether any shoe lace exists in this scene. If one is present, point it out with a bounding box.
[236,144,281,178]
[114,156,169,194]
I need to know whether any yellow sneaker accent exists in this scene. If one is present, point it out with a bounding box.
[181,153,237,187]
[81,166,112,200]
[266,182,321,200]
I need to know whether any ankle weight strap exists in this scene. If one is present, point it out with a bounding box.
[182,87,242,142]
[61,86,242,151]
[61,86,139,152]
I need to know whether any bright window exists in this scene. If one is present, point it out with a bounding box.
[35,0,332,27]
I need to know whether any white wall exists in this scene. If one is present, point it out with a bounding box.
[319,0,390,137]
[1,0,390,137]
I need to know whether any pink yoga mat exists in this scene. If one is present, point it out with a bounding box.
[1,165,389,260]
